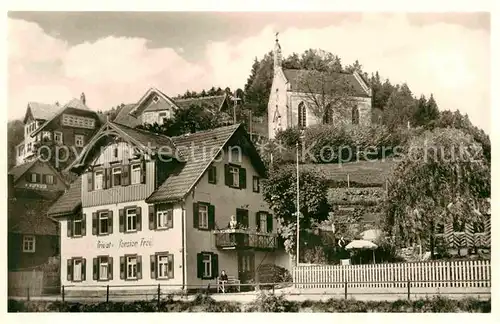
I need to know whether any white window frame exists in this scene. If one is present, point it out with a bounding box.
[152,96,159,103]
[22,235,35,253]
[46,174,54,185]
[73,258,82,282]
[126,208,137,232]
[198,204,209,229]
[126,256,137,279]
[94,170,104,190]
[112,167,122,187]
[75,135,84,147]
[202,254,212,279]
[259,213,267,233]
[30,173,37,183]
[131,164,141,185]
[99,256,109,280]
[157,254,170,279]
[253,176,260,192]
[230,166,239,188]
[73,214,83,237]
[157,209,173,229]
[99,211,109,235]
[54,131,63,144]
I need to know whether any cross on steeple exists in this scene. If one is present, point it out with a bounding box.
[275,32,279,41]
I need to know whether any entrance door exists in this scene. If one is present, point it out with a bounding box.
[237,252,255,284]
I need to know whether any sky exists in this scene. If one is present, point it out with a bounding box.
[7,11,491,133]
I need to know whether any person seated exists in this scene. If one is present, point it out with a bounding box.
[219,270,229,293]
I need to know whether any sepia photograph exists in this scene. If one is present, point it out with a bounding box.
[5,7,493,314]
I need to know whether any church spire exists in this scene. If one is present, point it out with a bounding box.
[273,32,282,69]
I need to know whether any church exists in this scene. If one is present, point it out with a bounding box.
[267,36,373,139]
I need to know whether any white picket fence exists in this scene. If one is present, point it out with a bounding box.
[292,260,491,289]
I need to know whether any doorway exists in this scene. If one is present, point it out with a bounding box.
[237,251,255,284]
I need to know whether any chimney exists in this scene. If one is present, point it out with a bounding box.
[55,101,60,106]
[81,92,86,105]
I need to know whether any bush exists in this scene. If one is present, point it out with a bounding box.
[246,292,299,312]
[257,264,292,285]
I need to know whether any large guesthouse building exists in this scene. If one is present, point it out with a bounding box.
[47,122,288,294]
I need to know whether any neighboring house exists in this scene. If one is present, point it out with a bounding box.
[8,159,69,195]
[47,122,288,295]
[16,93,105,168]
[267,37,373,139]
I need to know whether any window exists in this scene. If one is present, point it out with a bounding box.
[42,131,51,141]
[131,164,141,185]
[126,256,137,279]
[126,208,137,232]
[99,211,109,235]
[298,102,307,129]
[113,147,119,158]
[230,166,239,188]
[158,112,168,124]
[94,170,104,190]
[99,256,109,280]
[45,175,54,185]
[27,143,32,152]
[73,214,83,236]
[253,176,260,193]
[62,114,95,129]
[157,255,170,279]
[259,213,267,233]
[157,209,173,229]
[75,135,85,147]
[73,259,83,281]
[31,173,38,183]
[153,96,159,103]
[112,167,122,187]
[208,165,217,184]
[352,106,360,125]
[198,204,209,229]
[22,235,35,252]
[54,131,63,144]
[203,254,212,278]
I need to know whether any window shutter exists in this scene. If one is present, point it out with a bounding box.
[82,214,86,236]
[81,258,86,281]
[42,174,47,184]
[105,168,112,189]
[196,253,203,279]
[150,255,156,279]
[212,166,217,184]
[119,209,125,232]
[256,212,261,232]
[25,173,31,183]
[67,218,73,237]
[121,164,130,186]
[92,212,98,235]
[137,256,142,279]
[224,164,231,186]
[120,256,125,279]
[93,258,98,280]
[208,204,215,230]
[136,206,142,231]
[87,172,93,192]
[148,205,155,230]
[53,177,57,185]
[211,254,219,279]
[168,254,174,278]
[108,211,113,234]
[167,208,174,229]
[239,167,247,189]
[108,257,113,280]
[36,173,41,183]
[67,259,73,281]
[267,213,273,233]
[193,202,199,229]
[141,160,146,184]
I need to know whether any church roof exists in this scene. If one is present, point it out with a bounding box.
[283,69,371,98]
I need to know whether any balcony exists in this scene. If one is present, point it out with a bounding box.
[214,229,278,251]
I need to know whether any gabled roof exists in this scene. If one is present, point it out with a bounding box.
[8,160,37,183]
[146,123,266,204]
[46,177,82,217]
[113,103,141,128]
[9,197,59,235]
[174,94,229,111]
[129,87,180,116]
[24,102,59,123]
[283,69,371,98]
[31,98,95,137]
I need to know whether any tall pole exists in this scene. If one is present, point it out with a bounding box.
[296,140,300,266]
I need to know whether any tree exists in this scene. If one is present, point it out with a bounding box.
[7,120,24,169]
[262,165,331,262]
[384,128,490,258]
[414,94,439,126]
[382,83,417,130]
[243,52,274,117]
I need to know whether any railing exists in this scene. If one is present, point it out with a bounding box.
[214,229,278,250]
[292,260,491,289]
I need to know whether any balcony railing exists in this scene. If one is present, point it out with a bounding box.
[213,229,278,251]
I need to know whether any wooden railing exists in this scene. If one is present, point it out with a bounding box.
[292,260,491,289]
[214,229,277,251]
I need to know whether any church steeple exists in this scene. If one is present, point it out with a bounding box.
[273,32,282,69]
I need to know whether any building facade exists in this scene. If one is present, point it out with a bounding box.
[48,122,288,295]
[267,37,373,139]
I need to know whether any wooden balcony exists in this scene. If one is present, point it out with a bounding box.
[214,229,278,251]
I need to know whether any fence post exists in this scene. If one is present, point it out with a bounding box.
[344,281,348,300]
[272,283,275,294]
[106,285,110,303]
[157,284,161,308]
[26,287,30,301]
[62,285,65,303]
[407,280,411,300]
